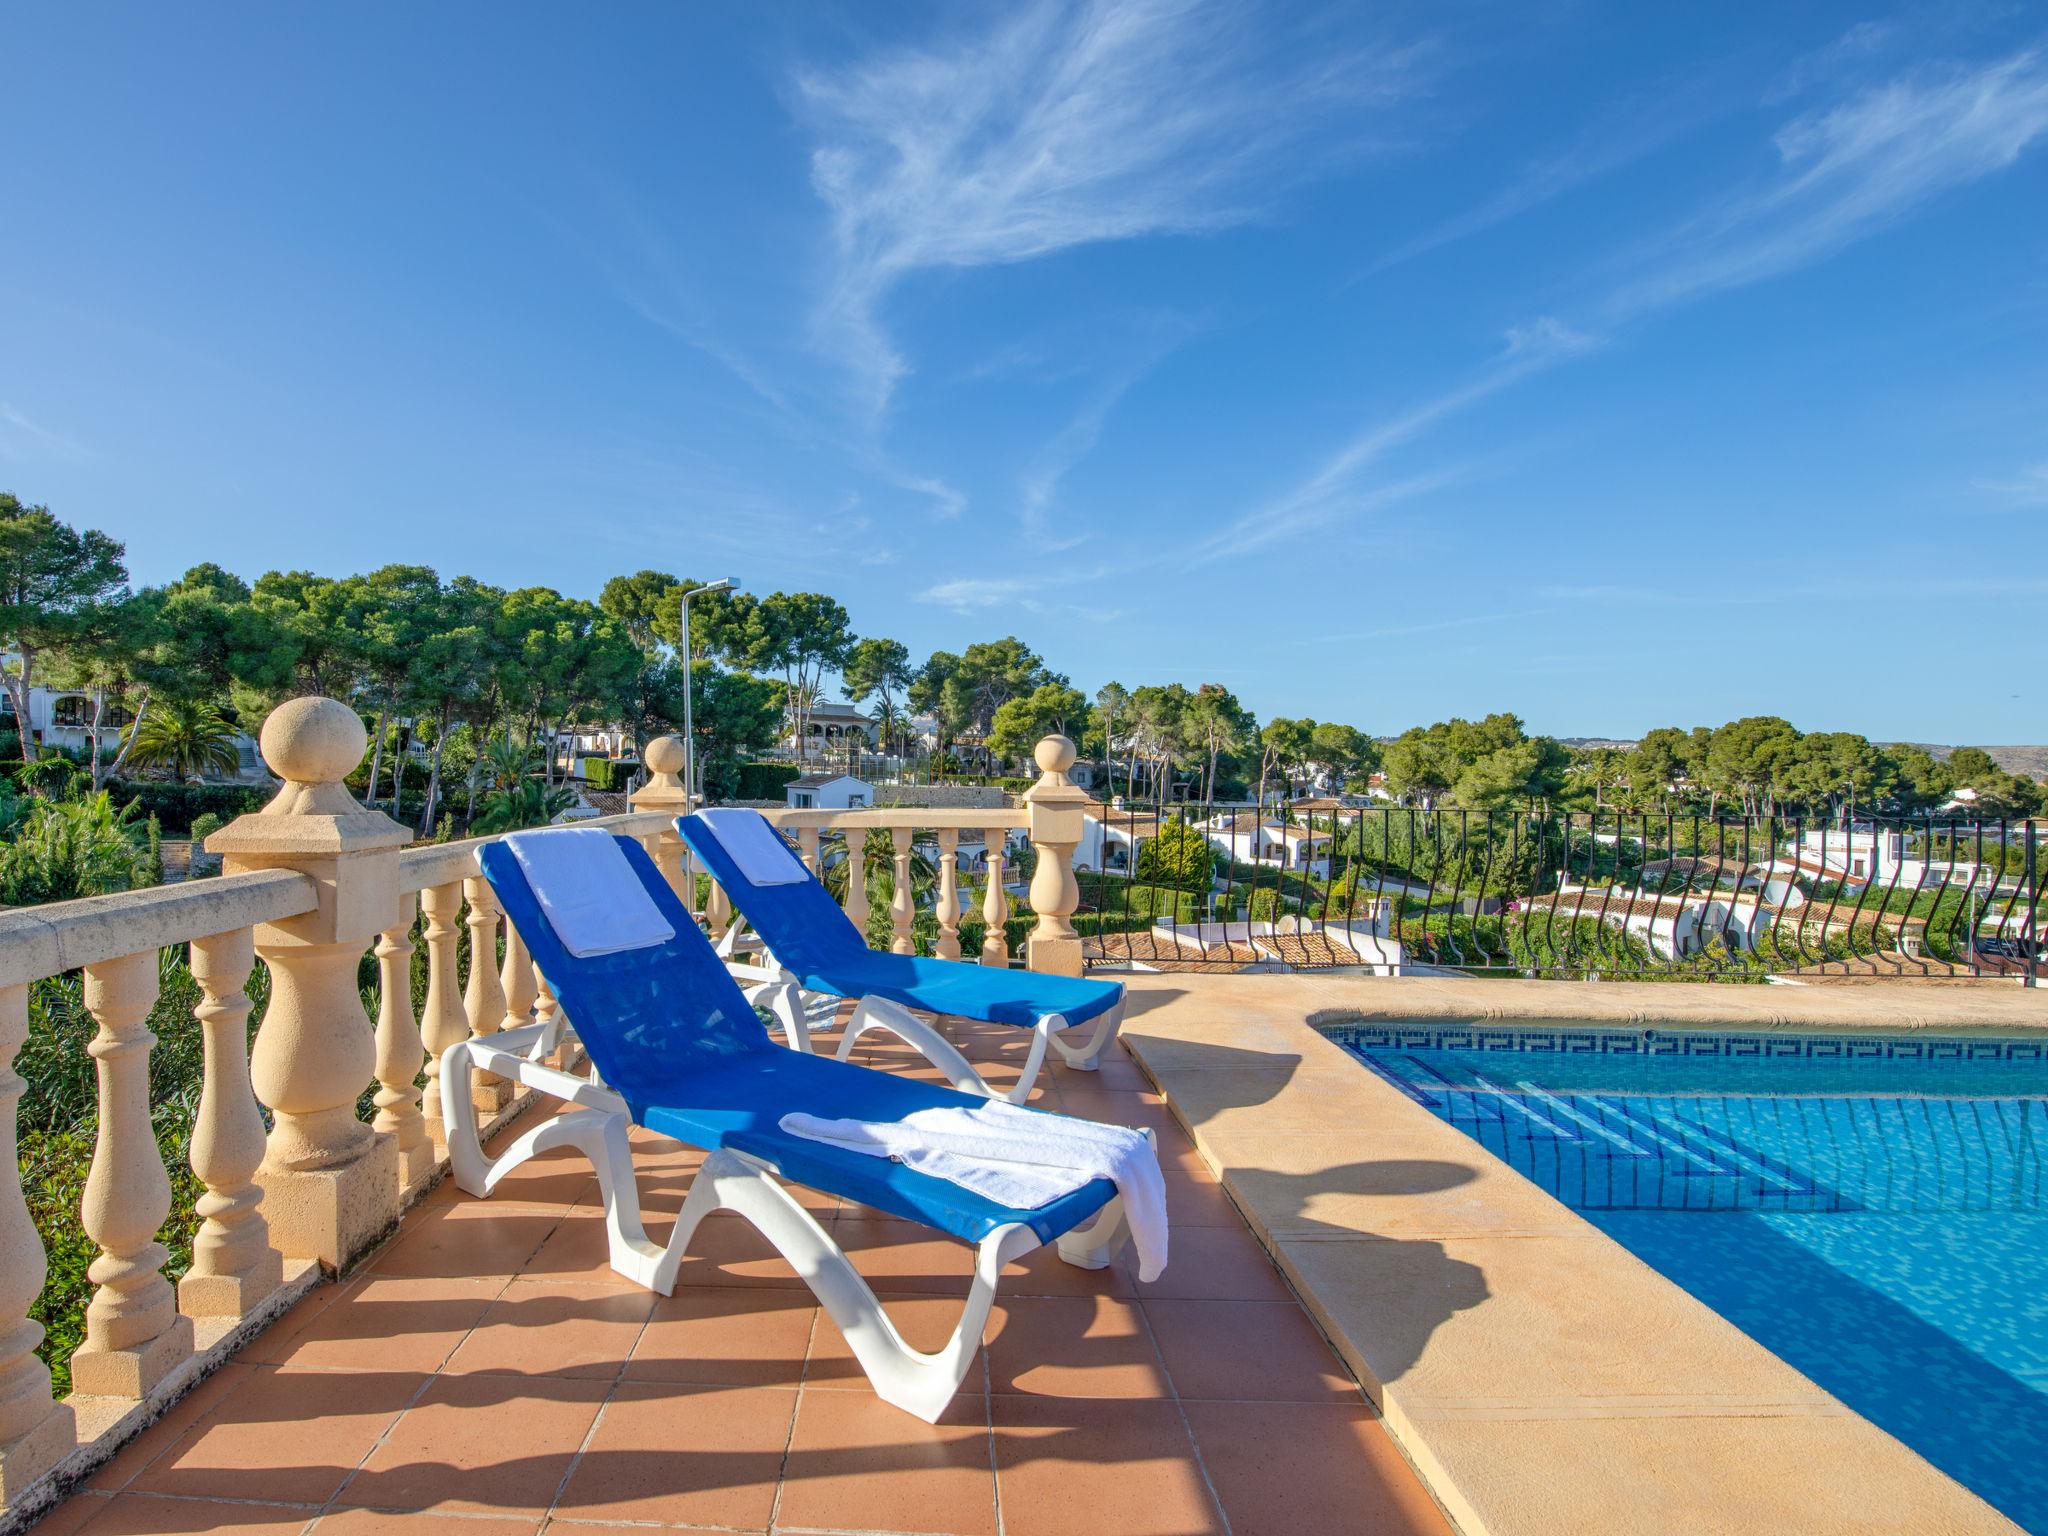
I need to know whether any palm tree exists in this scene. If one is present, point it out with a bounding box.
[470,779,577,834]
[122,697,240,782]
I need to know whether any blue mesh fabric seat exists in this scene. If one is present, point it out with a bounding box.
[476,836,1116,1245]
[677,811,1126,1099]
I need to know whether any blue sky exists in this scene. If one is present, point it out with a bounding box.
[4,2,2045,743]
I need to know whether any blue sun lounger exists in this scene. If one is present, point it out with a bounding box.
[677,809,1126,1104]
[442,832,1145,1422]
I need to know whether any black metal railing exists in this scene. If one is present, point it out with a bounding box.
[1076,801,2043,983]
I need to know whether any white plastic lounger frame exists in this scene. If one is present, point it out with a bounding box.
[440,1027,1143,1422]
[720,946,1125,1104]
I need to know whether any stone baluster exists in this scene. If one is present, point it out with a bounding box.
[796,826,821,875]
[71,950,192,1397]
[462,877,510,1113]
[212,697,406,1268]
[533,967,572,1068]
[499,920,537,1037]
[981,827,1011,968]
[842,827,870,941]
[1023,736,1086,977]
[370,894,433,1193]
[629,736,696,916]
[418,882,469,1144]
[180,930,285,1317]
[705,877,732,941]
[889,827,916,955]
[934,828,963,960]
[0,984,74,1497]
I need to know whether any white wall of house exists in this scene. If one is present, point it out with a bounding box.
[786,775,873,810]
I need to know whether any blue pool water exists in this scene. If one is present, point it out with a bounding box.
[1330,1024,2048,1532]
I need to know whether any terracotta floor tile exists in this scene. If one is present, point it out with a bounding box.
[271,1277,506,1375]
[1129,1226,1292,1303]
[235,1279,351,1364]
[465,1145,595,1207]
[23,1490,109,1536]
[514,1211,644,1288]
[831,1215,978,1295]
[992,1394,1223,1536]
[986,1296,1169,1399]
[1001,1238,1137,1299]
[73,1493,315,1533]
[1158,1168,1248,1228]
[85,1362,262,1491]
[1145,1298,1359,1403]
[776,1387,998,1536]
[656,1210,812,1288]
[315,1510,540,1534]
[551,1381,795,1529]
[442,1279,656,1379]
[804,1293,985,1390]
[369,1204,564,1281]
[1182,1400,1453,1536]
[339,1373,609,1516]
[625,1284,816,1388]
[130,1366,426,1505]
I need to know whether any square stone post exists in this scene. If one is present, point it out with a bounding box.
[629,735,696,904]
[1023,735,1086,977]
[210,698,409,1271]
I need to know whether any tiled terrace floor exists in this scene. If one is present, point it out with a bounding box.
[40,1017,1452,1536]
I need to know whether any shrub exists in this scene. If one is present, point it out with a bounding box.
[0,792,155,905]
[735,761,802,800]
[105,780,265,835]
[188,811,226,844]
[1136,819,1214,892]
[583,757,640,793]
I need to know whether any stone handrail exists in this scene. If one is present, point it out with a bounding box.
[0,703,1089,1516]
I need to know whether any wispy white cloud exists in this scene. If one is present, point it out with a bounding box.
[793,0,1430,418]
[1600,49,2048,321]
[1186,318,1595,565]
[1973,463,2048,508]
[1360,71,1730,279]
[1217,49,2048,561]
[1019,322,1190,531]
[916,565,1110,614]
[0,403,81,460]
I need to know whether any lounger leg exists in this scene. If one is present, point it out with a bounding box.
[651,1149,1036,1421]
[1051,995,1125,1072]
[1002,1016,1057,1105]
[752,979,813,1054]
[441,1032,629,1198]
[1054,1127,1155,1270]
[833,995,992,1098]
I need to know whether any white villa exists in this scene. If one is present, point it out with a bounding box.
[1074,799,1161,874]
[1775,828,1983,893]
[786,700,879,756]
[785,772,873,811]
[1196,809,1336,877]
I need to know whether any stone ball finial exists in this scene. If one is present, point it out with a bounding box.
[261,696,367,785]
[1034,734,1077,776]
[645,734,687,778]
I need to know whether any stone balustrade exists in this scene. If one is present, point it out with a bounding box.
[0,700,1086,1519]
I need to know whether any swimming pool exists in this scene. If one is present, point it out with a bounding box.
[1329,1023,2048,1533]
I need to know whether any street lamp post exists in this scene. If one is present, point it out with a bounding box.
[680,577,739,806]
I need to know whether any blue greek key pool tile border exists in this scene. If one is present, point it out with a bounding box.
[1321,1023,2048,1063]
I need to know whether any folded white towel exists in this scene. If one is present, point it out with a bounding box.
[503,828,676,958]
[781,1101,1168,1280]
[698,809,809,886]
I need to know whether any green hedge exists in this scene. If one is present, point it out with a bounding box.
[104,780,266,835]
[736,761,801,800]
[582,757,640,792]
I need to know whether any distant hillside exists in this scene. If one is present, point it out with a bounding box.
[1895,744,2048,782]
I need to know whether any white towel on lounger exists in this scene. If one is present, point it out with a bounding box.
[698,808,809,886]
[780,1100,1168,1280]
[504,828,675,958]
